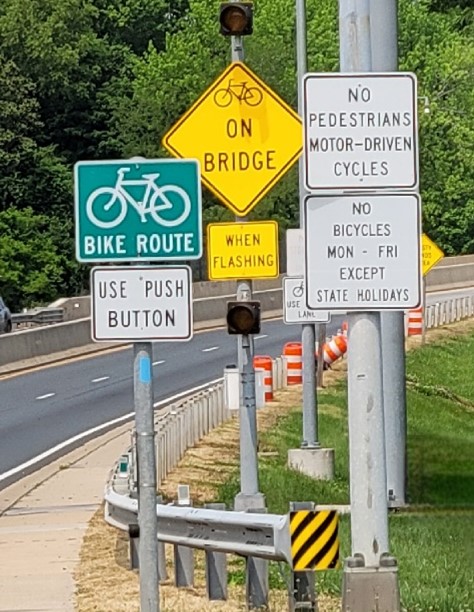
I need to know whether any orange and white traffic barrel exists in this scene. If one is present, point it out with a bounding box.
[407,307,423,336]
[283,342,303,385]
[322,335,348,368]
[253,355,273,401]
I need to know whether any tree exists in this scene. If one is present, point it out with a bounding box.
[0,207,64,310]
[399,0,474,254]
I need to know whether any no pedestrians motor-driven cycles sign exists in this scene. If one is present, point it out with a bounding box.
[162,62,302,216]
[74,159,202,262]
[303,72,419,191]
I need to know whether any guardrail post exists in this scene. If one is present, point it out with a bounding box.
[245,508,269,610]
[156,496,168,582]
[174,488,194,588]
[204,503,228,600]
[129,523,140,570]
[289,502,317,612]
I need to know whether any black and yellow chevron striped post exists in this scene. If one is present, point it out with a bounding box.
[288,502,316,611]
[290,509,340,571]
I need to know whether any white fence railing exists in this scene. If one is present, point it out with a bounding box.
[425,296,474,329]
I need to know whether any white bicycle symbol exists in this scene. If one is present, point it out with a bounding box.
[86,167,191,229]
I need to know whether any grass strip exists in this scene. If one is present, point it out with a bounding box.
[216,328,474,611]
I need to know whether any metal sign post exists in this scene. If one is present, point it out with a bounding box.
[133,343,160,612]
[332,2,403,610]
[90,264,194,612]
[285,226,335,479]
[369,2,409,511]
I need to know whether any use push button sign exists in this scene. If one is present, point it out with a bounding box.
[162,62,302,216]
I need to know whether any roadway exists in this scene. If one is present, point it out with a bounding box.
[0,317,343,487]
[0,286,472,489]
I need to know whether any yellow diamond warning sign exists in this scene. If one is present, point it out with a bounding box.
[207,220,279,280]
[162,62,302,216]
[422,233,444,276]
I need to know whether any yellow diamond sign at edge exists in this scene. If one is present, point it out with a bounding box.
[422,233,444,276]
[162,62,302,216]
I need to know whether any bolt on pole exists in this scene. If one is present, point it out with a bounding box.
[134,343,160,611]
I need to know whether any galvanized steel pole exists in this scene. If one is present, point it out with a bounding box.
[230,29,265,512]
[288,0,335,481]
[134,343,160,611]
[346,315,389,563]
[370,0,407,509]
[296,0,318,449]
[229,25,268,610]
[339,2,400,609]
[339,0,389,564]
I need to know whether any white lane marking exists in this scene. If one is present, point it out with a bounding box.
[35,393,56,401]
[92,376,109,383]
[0,377,223,484]
[202,346,219,353]
[254,335,268,340]
[153,360,165,366]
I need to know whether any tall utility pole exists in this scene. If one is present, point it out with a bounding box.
[296,0,318,451]
[225,13,269,609]
[370,0,408,509]
[134,343,160,612]
[338,1,400,610]
[229,23,265,515]
[287,0,336,483]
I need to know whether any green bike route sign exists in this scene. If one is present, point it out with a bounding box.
[74,159,202,262]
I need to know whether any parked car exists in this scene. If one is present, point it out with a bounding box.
[0,297,12,333]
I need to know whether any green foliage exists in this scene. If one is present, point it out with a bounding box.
[399,0,474,254]
[0,0,473,305]
[0,208,64,310]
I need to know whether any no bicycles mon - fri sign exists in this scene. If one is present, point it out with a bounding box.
[74,159,202,262]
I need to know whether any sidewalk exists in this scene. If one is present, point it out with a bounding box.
[0,423,131,612]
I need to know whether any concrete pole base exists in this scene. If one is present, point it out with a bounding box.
[234,492,266,512]
[288,447,335,480]
[341,555,401,612]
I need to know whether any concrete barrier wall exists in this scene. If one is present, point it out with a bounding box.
[426,261,474,290]
[51,276,284,321]
[0,319,92,367]
[0,289,283,368]
[1,257,473,368]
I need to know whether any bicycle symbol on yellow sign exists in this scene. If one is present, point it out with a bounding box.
[213,80,263,108]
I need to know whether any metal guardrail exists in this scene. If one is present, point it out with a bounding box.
[104,363,291,555]
[104,486,291,563]
[425,295,474,328]
[12,307,64,327]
